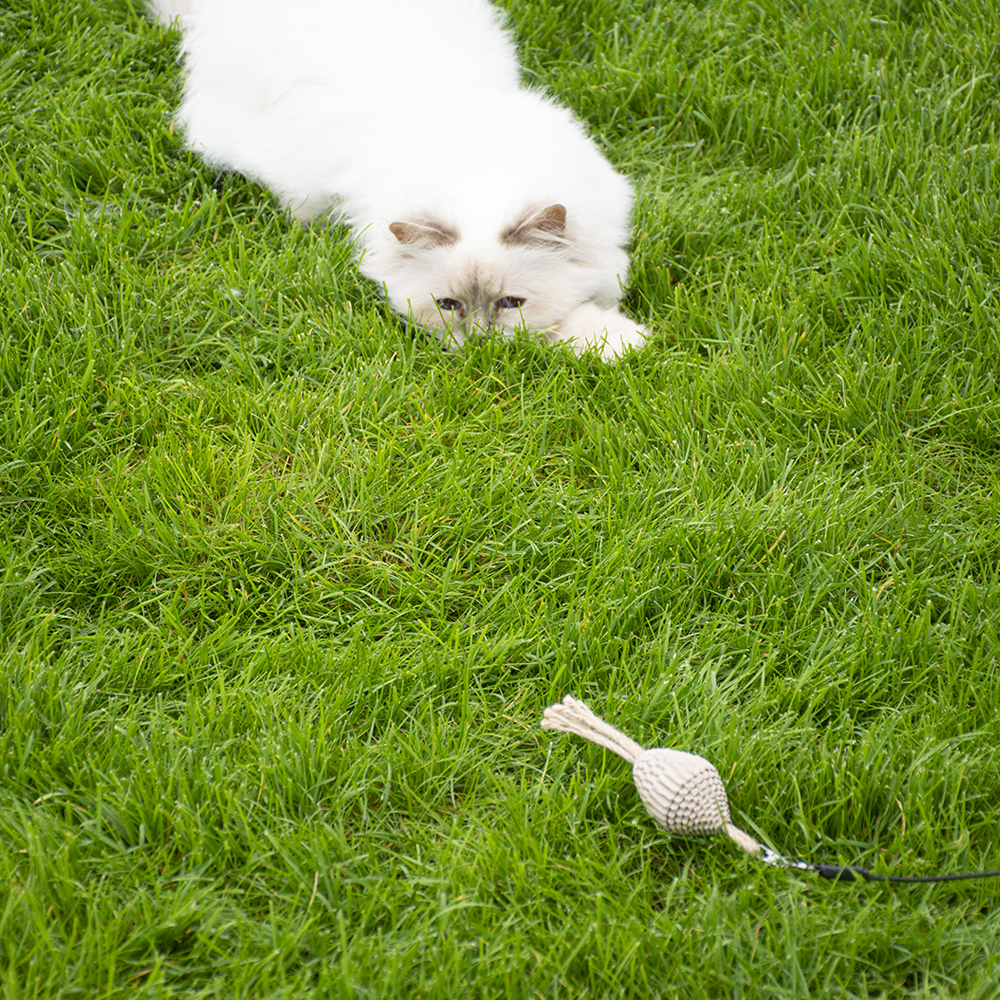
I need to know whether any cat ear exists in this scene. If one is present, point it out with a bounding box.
[389,220,457,249]
[503,204,568,248]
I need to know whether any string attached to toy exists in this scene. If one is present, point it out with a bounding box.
[541,695,1000,885]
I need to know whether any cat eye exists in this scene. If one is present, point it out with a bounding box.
[435,298,463,312]
[495,297,525,311]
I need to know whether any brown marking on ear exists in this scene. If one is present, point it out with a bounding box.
[502,204,568,247]
[389,220,458,249]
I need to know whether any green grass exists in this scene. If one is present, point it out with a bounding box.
[3,0,1000,995]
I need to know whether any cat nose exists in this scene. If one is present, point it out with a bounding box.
[467,308,495,331]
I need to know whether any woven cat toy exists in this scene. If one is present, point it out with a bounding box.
[541,695,1000,883]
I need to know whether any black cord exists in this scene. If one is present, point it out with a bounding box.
[814,864,1000,884]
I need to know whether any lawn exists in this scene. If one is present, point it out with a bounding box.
[2,0,1000,996]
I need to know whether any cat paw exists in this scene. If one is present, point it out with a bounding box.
[554,303,647,361]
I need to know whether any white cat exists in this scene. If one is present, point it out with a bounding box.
[148,0,648,359]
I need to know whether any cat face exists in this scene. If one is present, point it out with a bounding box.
[367,203,613,345]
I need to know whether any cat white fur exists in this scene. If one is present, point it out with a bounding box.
[149,0,647,359]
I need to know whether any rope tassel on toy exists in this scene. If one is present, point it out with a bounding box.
[541,695,1000,884]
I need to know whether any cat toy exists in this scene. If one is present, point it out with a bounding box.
[541,695,1000,883]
